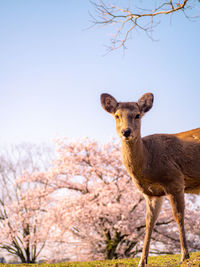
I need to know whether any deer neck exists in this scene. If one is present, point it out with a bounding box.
[121,136,146,179]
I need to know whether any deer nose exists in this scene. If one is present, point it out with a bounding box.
[121,128,131,138]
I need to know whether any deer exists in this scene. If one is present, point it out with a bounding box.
[100,92,200,267]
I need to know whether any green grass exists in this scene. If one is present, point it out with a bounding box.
[1,252,200,267]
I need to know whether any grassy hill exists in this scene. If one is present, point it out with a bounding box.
[2,252,200,266]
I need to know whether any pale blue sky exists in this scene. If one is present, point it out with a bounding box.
[0,0,200,144]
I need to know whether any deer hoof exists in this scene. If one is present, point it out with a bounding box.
[138,260,145,267]
[180,253,190,264]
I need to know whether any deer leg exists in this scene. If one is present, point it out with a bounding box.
[138,196,163,267]
[168,190,190,263]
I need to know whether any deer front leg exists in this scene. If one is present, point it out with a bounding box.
[168,190,190,263]
[138,196,163,267]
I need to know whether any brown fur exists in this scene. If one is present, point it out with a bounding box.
[100,93,200,267]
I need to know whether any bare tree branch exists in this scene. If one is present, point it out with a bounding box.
[90,0,198,51]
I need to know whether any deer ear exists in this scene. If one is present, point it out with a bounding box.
[138,93,154,114]
[101,93,118,114]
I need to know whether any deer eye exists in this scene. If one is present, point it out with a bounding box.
[115,114,120,119]
[135,114,140,119]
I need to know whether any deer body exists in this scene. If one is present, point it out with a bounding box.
[122,133,200,197]
[100,93,200,267]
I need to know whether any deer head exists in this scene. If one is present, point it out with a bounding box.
[101,93,154,141]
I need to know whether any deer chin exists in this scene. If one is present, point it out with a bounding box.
[121,135,134,142]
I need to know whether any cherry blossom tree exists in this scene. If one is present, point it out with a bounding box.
[0,143,54,263]
[1,139,199,262]
[23,138,200,262]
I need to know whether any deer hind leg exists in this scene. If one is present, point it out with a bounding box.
[138,196,163,267]
[168,190,190,263]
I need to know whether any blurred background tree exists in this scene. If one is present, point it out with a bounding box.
[0,143,54,263]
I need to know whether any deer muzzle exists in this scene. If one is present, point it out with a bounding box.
[121,128,132,139]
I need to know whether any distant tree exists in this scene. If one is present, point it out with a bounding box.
[25,138,200,261]
[0,143,54,263]
[91,0,200,51]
